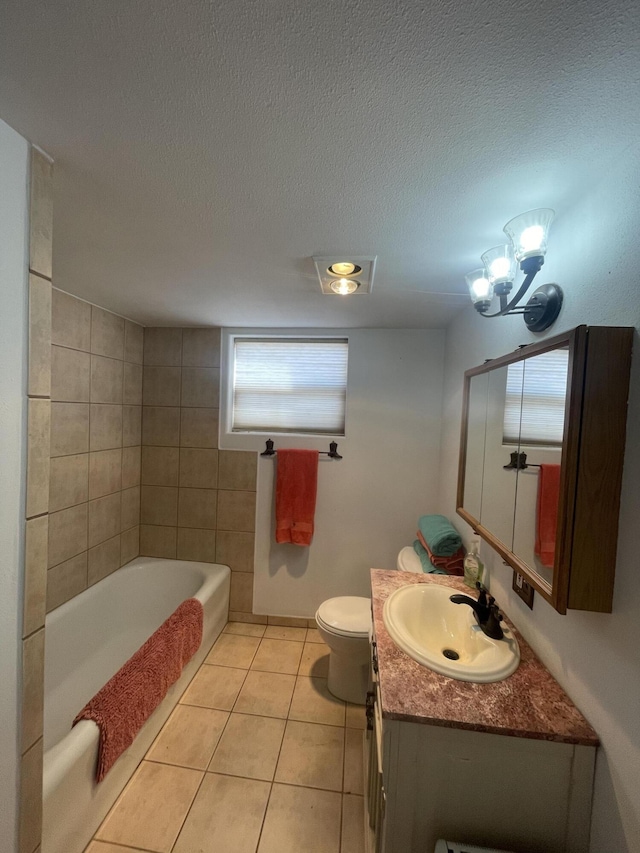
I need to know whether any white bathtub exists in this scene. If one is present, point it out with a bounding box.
[42,556,230,853]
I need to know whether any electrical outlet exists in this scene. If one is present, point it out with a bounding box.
[512,571,535,609]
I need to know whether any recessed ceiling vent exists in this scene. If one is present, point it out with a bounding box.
[313,256,377,295]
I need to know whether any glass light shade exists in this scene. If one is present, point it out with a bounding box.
[503,208,555,261]
[481,244,517,285]
[330,277,360,295]
[465,269,494,305]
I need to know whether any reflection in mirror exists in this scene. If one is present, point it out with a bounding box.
[512,347,569,585]
[463,373,489,522]
[479,366,521,551]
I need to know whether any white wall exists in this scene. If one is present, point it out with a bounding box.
[438,145,640,853]
[0,119,30,853]
[225,329,445,617]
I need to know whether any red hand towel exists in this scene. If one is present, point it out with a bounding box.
[535,463,561,568]
[275,449,319,546]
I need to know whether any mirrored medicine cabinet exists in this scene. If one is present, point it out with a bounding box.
[457,325,633,613]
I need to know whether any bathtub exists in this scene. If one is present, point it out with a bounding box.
[42,556,230,853]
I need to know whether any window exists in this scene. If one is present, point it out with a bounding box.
[503,347,569,446]
[231,338,348,435]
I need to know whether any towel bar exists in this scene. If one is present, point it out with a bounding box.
[503,451,541,470]
[260,439,343,459]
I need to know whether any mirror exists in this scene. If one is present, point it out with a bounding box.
[457,326,633,613]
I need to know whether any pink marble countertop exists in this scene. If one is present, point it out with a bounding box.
[371,569,599,746]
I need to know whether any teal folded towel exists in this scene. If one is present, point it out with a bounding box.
[418,514,463,557]
[413,540,447,575]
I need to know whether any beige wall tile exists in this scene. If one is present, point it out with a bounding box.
[141,485,178,526]
[51,345,91,402]
[22,629,45,753]
[139,524,176,559]
[88,535,121,585]
[89,448,122,499]
[143,327,183,366]
[122,445,141,489]
[120,526,140,566]
[122,405,142,447]
[177,528,217,562]
[229,611,267,625]
[216,531,255,573]
[218,450,257,491]
[123,362,143,405]
[89,492,121,548]
[208,713,284,781]
[28,274,51,397]
[23,516,48,637]
[50,402,90,457]
[146,705,228,770]
[121,486,141,531]
[275,720,344,791]
[91,306,124,360]
[180,407,218,448]
[217,490,256,532]
[19,737,43,853]
[49,453,89,512]
[181,328,221,368]
[26,399,50,519]
[178,488,217,529]
[179,448,218,488]
[142,446,179,486]
[173,773,269,853]
[95,761,201,853]
[230,571,254,612]
[29,148,53,279]
[124,320,144,364]
[90,404,123,451]
[90,355,123,404]
[142,406,180,446]
[51,289,91,352]
[181,367,219,407]
[46,552,87,612]
[143,365,181,406]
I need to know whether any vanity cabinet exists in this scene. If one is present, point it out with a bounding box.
[457,325,633,613]
[366,571,599,853]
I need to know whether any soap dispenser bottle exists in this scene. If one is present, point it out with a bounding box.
[464,536,484,589]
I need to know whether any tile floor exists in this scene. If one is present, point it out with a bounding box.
[86,623,366,853]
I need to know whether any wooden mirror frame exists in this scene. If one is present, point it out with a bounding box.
[457,325,633,614]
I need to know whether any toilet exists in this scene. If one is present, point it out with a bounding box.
[315,596,371,705]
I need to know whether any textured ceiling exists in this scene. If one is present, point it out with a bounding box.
[1,0,638,327]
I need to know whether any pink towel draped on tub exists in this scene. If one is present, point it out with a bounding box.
[535,463,561,568]
[275,449,319,546]
[73,597,203,782]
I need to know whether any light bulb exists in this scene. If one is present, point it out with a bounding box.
[472,276,491,299]
[465,269,494,307]
[503,209,554,261]
[329,262,356,276]
[490,257,511,279]
[330,278,360,295]
[519,225,544,253]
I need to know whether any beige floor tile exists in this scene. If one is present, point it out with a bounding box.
[251,638,304,675]
[209,712,285,780]
[257,783,341,853]
[180,664,246,711]
[275,720,344,791]
[346,703,367,730]
[234,670,296,718]
[341,794,366,853]
[96,760,202,853]
[264,624,307,641]
[289,677,346,727]
[206,633,260,668]
[298,642,330,677]
[85,843,149,853]
[224,620,266,638]
[145,704,229,770]
[173,773,270,853]
[306,627,324,643]
[343,727,364,795]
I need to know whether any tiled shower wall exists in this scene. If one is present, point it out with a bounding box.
[139,328,258,621]
[47,289,143,610]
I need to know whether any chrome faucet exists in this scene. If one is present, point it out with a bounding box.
[450,583,504,640]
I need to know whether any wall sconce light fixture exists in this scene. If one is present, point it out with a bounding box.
[465,208,563,332]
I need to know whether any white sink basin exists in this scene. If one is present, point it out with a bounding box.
[382,584,520,683]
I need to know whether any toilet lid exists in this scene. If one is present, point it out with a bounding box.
[316,596,371,638]
[397,545,424,574]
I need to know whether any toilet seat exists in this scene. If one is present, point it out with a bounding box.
[316,596,370,639]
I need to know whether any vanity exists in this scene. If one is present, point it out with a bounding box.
[365,570,598,853]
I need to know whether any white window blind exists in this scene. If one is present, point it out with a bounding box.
[503,348,569,446]
[232,338,348,434]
